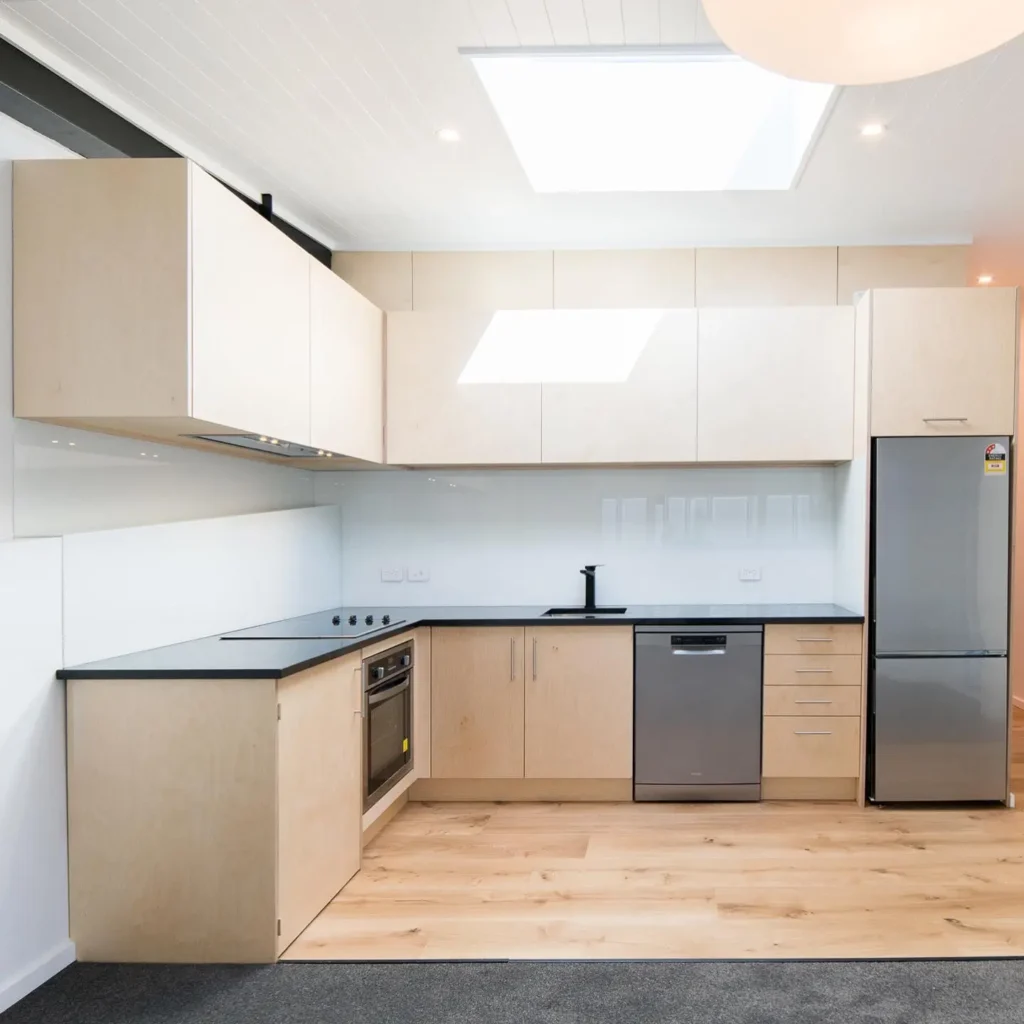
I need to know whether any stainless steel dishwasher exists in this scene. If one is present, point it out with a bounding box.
[634,626,763,801]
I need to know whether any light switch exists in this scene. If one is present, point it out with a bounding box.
[738,567,762,582]
[380,567,403,582]
[407,567,430,583]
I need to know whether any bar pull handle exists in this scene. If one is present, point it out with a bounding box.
[795,668,833,674]
[795,700,833,705]
[532,637,538,680]
[796,637,833,643]
[922,417,968,423]
[510,637,515,680]
[794,730,833,736]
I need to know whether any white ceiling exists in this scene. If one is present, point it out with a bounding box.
[0,0,1023,250]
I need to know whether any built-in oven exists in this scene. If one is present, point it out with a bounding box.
[363,642,413,811]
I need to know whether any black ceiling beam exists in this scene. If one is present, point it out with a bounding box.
[0,36,331,266]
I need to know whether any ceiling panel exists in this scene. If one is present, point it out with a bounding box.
[0,0,1020,249]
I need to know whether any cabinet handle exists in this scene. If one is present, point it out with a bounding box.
[510,637,515,680]
[795,668,832,674]
[796,637,833,643]
[532,637,538,680]
[794,730,832,735]
[353,709,364,719]
[922,417,968,423]
[795,700,832,705]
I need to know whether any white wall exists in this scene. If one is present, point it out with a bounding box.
[316,466,839,607]
[0,114,326,1013]
[834,459,870,615]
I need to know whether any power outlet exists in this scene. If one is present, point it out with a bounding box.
[738,567,762,582]
[407,567,430,583]
[380,567,403,583]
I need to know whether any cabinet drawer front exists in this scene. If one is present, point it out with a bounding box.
[763,717,861,777]
[763,685,861,717]
[764,623,863,655]
[764,654,863,687]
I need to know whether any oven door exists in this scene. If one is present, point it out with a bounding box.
[364,672,412,810]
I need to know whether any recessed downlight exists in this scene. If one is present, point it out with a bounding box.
[436,127,461,142]
[978,274,994,285]
[860,122,885,137]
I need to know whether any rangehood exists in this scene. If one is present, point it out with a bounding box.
[187,434,342,459]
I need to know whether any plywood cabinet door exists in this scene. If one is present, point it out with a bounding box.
[190,163,311,443]
[431,627,525,778]
[869,287,1017,436]
[541,311,698,463]
[386,312,542,464]
[276,654,362,954]
[697,307,855,462]
[524,626,633,779]
[310,258,384,461]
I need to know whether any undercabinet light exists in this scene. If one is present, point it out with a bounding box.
[977,274,994,285]
[859,122,885,137]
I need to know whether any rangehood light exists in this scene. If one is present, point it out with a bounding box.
[187,434,345,459]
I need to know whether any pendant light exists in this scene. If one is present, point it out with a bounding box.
[701,1,1024,84]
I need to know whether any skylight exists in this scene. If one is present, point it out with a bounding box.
[458,309,664,384]
[464,47,835,193]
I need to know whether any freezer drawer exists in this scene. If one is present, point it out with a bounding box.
[872,657,1007,802]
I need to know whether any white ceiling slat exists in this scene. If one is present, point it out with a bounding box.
[504,0,555,45]
[542,0,589,44]
[467,0,521,46]
[658,0,699,43]
[622,0,660,45]
[582,0,624,44]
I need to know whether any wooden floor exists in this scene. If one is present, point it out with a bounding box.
[285,795,1024,961]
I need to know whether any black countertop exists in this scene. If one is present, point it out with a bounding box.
[58,603,863,680]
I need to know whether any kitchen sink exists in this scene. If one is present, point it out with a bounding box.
[542,606,628,616]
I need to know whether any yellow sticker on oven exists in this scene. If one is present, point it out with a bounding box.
[403,738,409,752]
[985,442,1007,475]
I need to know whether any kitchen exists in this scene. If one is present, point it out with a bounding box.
[2,3,1024,1022]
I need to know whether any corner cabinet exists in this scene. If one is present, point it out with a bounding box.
[65,655,364,963]
[867,287,1018,437]
[13,158,383,465]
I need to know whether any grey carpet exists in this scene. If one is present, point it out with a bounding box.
[3,960,1024,1024]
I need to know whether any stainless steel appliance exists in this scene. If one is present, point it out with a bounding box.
[870,436,1010,803]
[634,626,763,801]
[363,642,413,811]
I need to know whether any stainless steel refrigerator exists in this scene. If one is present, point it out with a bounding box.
[871,436,1010,802]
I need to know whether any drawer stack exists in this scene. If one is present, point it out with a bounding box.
[762,623,865,801]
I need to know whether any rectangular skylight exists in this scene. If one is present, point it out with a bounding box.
[458,310,664,384]
[464,46,835,193]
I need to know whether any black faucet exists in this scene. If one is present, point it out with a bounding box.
[580,564,602,612]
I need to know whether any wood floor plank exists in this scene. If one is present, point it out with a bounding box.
[282,795,1024,961]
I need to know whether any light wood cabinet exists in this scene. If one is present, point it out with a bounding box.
[763,685,862,717]
[385,312,542,464]
[276,655,362,953]
[66,656,365,963]
[524,626,633,778]
[868,287,1018,436]
[696,307,855,462]
[541,311,698,463]
[764,624,864,656]
[762,717,861,777]
[13,158,383,465]
[553,249,695,308]
[430,627,525,778]
[309,258,383,462]
[763,654,863,687]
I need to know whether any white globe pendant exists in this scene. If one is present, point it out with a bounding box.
[701,0,1024,84]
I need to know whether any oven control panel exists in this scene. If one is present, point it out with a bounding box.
[363,643,414,690]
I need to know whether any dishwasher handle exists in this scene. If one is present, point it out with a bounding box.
[672,647,726,656]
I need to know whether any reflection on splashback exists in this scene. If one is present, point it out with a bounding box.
[315,466,837,606]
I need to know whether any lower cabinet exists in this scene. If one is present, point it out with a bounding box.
[66,654,364,963]
[430,626,526,778]
[276,653,363,953]
[761,623,865,801]
[525,626,633,778]
[429,625,633,786]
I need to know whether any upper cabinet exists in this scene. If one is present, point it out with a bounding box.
[541,311,698,463]
[13,158,383,465]
[309,259,383,463]
[868,287,1018,437]
[697,307,855,462]
[385,311,542,465]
